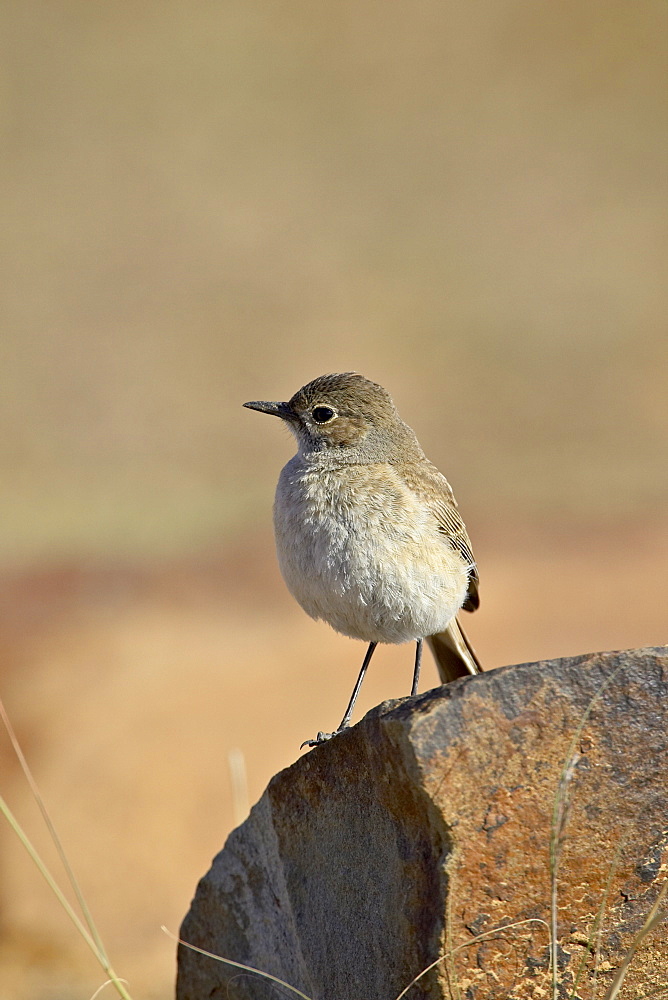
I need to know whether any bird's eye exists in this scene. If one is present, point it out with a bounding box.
[312,405,336,424]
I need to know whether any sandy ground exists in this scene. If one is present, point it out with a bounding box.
[0,520,666,999]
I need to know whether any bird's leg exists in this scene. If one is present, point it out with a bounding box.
[337,640,378,731]
[411,638,423,697]
[301,641,378,748]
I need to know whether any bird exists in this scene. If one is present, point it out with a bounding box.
[244,373,481,746]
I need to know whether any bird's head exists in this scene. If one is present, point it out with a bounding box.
[244,373,421,464]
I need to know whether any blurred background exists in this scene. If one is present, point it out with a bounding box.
[1,1,666,997]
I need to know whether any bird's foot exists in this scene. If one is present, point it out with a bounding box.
[300,727,347,749]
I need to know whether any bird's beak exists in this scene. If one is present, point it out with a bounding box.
[243,399,296,421]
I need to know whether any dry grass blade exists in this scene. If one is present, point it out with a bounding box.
[443,883,462,1000]
[602,878,668,1000]
[0,695,109,962]
[549,663,627,1000]
[551,751,579,1000]
[163,927,315,1000]
[569,838,625,1000]
[0,791,133,1000]
[89,979,131,1000]
[587,839,628,1000]
[0,696,133,1000]
[393,918,551,1000]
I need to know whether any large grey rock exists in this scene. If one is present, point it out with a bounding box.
[177,647,668,999]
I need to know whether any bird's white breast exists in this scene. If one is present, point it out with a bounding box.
[273,457,469,644]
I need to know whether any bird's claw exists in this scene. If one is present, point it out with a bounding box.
[300,729,343,749]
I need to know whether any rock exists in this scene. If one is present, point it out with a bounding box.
[177,647,668,999]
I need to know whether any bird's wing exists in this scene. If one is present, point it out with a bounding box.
[396,460,479,612]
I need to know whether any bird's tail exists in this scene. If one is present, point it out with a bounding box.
[427,618,482,684]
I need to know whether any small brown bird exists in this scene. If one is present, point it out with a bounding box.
[244,373,481,746]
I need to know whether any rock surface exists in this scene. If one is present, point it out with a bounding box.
[177,647,668,999]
